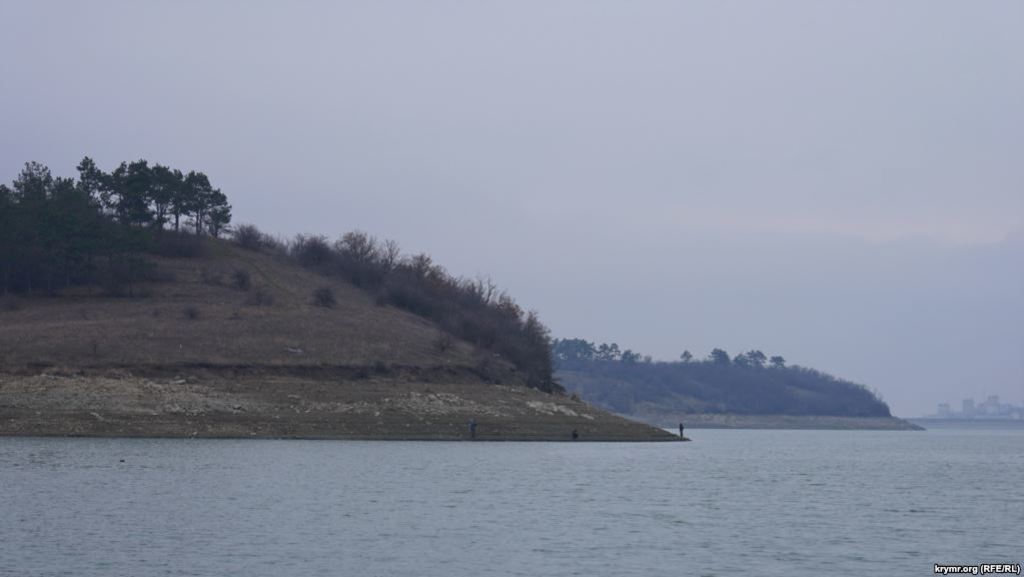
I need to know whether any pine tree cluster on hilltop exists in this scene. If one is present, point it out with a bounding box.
[0,158,230,295]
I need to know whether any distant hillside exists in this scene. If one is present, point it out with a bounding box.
[553,339,894,422]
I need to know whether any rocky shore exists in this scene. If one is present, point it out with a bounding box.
[0,366,679,441]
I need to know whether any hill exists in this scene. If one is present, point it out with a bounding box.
[0,240,674,440]
[0,159,675,441]
[553,339,920,430]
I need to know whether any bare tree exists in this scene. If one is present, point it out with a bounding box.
[380,238,401,271]
[477,276,498,304]
[336,230,379,263]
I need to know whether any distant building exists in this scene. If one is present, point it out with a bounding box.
[962,398,975,417]
[983,395,1001,415]
[932,395,1022,419]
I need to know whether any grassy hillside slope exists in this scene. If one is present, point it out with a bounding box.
[2,241,476,369]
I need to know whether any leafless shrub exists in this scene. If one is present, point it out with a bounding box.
[336,231,379,263]
[245,287,275,307]
[231,268,251,291]
[291,234,334,268]
[381,239,401,271]
[312,286,336,308]
[233,224,267,251]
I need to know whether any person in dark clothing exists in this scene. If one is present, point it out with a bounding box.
[679,422,685,438]
[468,418,477,439]
[571,428,579,440]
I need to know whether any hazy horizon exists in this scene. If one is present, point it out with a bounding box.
[2,1,1021,416]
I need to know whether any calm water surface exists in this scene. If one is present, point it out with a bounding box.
[2,426,1021,576]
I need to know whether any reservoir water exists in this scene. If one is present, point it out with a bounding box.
[2,425,1021,576]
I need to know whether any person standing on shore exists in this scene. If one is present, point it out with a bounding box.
[468,418,477,440]
[679,422,684,438]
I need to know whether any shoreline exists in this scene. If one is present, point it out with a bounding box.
[633,413,924,431]
[0,368,679,442]
[0,431,683,443]
[908,418,1024,429]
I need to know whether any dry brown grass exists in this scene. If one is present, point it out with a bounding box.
[0,239,480,371]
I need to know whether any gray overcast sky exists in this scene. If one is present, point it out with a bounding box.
[2,1,1021,416]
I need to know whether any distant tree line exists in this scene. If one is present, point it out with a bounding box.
[552,338,890,417]
[553,339,787,369]
[233,225,559,393]
[0,159,230,295]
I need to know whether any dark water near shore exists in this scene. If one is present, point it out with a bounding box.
[2,426,1022,576]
